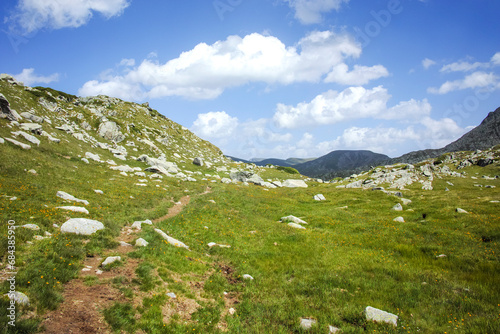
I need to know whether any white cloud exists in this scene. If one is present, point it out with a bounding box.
[191,111,238,139]
[11,68,59,86]
[78,30,387,100]
[440,61,486,73]
[7,0,130,34]
[273,86,430,129]
[422,58,436,69]
[428,71,498,94]
[324,63,389,85]
[284,0,350,24]
[492,52,500,66]
[119,58,135,67]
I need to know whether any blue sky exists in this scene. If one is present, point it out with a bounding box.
[2,0,499,159]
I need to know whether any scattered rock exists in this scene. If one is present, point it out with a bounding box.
[280,215,308,225]
[98,121,125,142]
[56,206,89,214]
[282,179,308,188]
[456,208,468,214]
[167,292,177,299]
[61,218,104,235]
[300,318,317,330]
[436,254,447,258]
[193,157,204,166]
[4,291,30,306]
[12,131,40,146]
[154,228,189,249]
[228,308,236,315]
[392,203,403,211]
[393,216,405,223]
[242,274,254,280]
[21,224,40,230]
[4,137,31,149]
[313,194,326,201]
[135,238,149,247]
[131,219,153,230]
[0,93,21,121]
[56,191,89,205]
[329,325,341,333]
[288,223,306,230]
[101,256,121,267]
[119,241,132,247]
[365,306,398,327]
[208,242,231,248]
[94,189,104,194]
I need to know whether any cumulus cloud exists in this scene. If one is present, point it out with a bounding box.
[191,111,239,140]
[422,58,436,69]
[491,52,500,66]
[273,86,431,129]
[78,30,387,100]
[440,61,486,73]
[324,63,389,85]
[427,71,498,94]
[284,0,350,24]
[6,0,130,34]
[11,68,59,86]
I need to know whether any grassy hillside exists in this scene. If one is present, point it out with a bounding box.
[1,78,499,333]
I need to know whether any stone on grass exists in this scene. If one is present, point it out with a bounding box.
[21,224,40,230]
[288,223,306,230]
[193,157,204,166]
[94,189,104,194]
[392,203,403,211]
[393,216,405,223]
[0,137,4,144]
[56,191,89,205]
[282,179,308,188]
[456,208,468,214]
[281,215,308,225]
[329,325,340,333]
[365,306,398,327]
[300,318,317,330]
[135,238,149,247]
[313,194,326,201]
[208,242,231,248]
[101,256,121,267]
[119,241,132,247]
[154,228,189,250]
[61,218,104,235]
[131,219,153,230]
[167,292,177,299]
[228,308,236,315]
[5,291,29,306]
[12,131,40,146]
[436,254,447,258]
[5,137,31,149]
[242,274,254,280]
[401,198,412,205]
[56,206,89,214]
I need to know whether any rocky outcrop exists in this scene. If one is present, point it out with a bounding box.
[0,94,21,121]
[98,121,125,143]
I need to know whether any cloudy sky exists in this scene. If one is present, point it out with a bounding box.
[2,0,499,159]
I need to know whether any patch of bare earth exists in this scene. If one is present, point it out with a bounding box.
[40,190,218,333]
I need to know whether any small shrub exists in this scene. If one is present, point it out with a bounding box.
[276,166,300,174]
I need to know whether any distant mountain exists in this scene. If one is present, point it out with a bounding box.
[387,106,500,165]
[295,150,390,178]
[230,107,500,180]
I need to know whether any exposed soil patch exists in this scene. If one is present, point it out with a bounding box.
[218,263,239,285]
[153,195,191,223]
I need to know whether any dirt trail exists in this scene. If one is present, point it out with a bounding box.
[40,195,194,333]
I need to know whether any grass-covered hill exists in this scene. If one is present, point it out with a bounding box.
[1,75,499,333]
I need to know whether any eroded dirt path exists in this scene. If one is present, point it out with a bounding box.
[40,195,194,333]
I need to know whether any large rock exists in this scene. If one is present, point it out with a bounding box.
[56,191,89,205]
[56,206,89,214]
[98,121,125,143]
[281,215,308,225]
[365,306,398,326]
[20,112,44,123]
[154,228,189,249]
[61,218,104,235]
[282,179,308,188]
[193,157,204,166]
[4,138,31,150]
[12,131,40,146]
[0,93,21,121]
[5,291,30,306]
[230,171,253,182]
[101,256,121,267]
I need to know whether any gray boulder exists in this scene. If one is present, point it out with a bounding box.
[5,291,30,306]
[0,94,21,121]
[4,138,31,150]
[101,256,121,267]
[230,171,253,182]
[12,131,40,146]
[98,121,125,143]
[392,203,403,211]
[193,157,204,166]
[56,206,89,214]
[282,179,308,188]
[136,238,149,247]
[365,306,398,326]
[313,194,326,201]
[20,112,44,123]
[61,218,104,235]
[56,191,89,205]
[154,228,189,249]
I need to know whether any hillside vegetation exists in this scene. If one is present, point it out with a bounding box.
[0,76,499,333]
